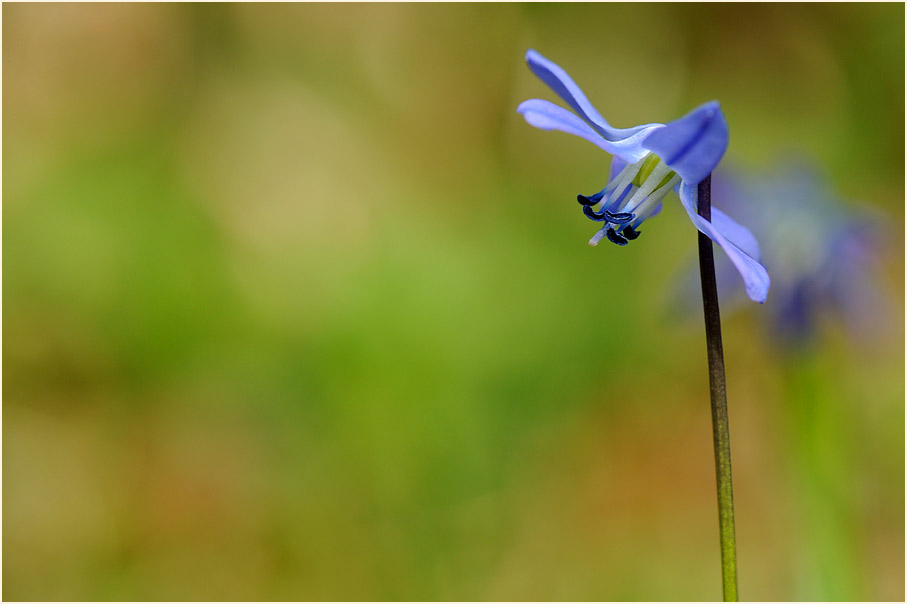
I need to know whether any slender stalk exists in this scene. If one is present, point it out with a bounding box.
[696,174,739,601]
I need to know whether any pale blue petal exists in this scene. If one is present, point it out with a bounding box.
[524,50,664,163]
[711,207,762,261]
[525,50,657,140]
[679,182,770,303]
[518,99,615,153]
[609,156,627,181]
[518,99,658,162]
[600,128,664,164]
[643,101,729,186]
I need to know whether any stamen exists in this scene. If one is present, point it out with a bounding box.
[580,155,671,245]
[622,225,641,240]
[605,227,629,246]
[602,159,645,208]
[622,161,675,215]
[632,154,661,187]
[628,173,682,227]
[577,191,605,206]
[604,184,633,213]
[604,211,635,225]
[582,205,608,221]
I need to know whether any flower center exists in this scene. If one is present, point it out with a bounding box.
[577,153,681,247]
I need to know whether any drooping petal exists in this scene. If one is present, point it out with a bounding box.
[518,99,658,162]
[690,178,760,259]
[679,182,770,303]
[711,207,762,261]
[642,101,729,186]
[524,50,664,163]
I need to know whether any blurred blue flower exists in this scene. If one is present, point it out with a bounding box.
[518,49,769,303]
[708,162,892,345]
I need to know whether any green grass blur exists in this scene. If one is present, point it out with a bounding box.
[3,3,904,601]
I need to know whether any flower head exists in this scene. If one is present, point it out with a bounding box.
[518,49,770,303]
[707,162,892,345]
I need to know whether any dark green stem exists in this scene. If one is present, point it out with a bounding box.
[697,174,739,601]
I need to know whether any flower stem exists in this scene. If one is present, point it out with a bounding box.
[696,174,739,601]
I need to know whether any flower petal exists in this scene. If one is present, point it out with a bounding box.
[519,99,660,162]
[711,207,762,261]
[643,101,729,186]
[524,50,664,163]
[518,99,615,153]
[525,50,648,138]
[518,101,661,164]
[679,182,770,303]
[609,156,627,181]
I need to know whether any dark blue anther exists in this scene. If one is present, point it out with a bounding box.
[576,190,606,206]
[582,205,608,222]
[622,225,641,240]
[606,227,629,246]
[604,211,635,225]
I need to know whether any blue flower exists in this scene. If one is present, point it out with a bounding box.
[707,162,892,345]
[518,49,770,303]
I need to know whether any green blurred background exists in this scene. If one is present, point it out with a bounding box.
[3,3,904,601]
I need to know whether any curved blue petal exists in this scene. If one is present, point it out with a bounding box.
[711,207,762,261]
[525,50,656,139]
[518,99,660,163]
[518,99,615,153]
[599,128,664,164]
[642,101,729,186]
[679,182,770,303]
[524,50,664,163]
[609,156,627,181]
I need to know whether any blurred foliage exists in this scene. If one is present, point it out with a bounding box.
[3,3,904,601]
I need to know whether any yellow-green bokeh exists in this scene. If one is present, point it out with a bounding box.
[4,3,904,601]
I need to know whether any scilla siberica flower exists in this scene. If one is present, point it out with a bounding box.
[518,50,770,303]
[709,162,891,344]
